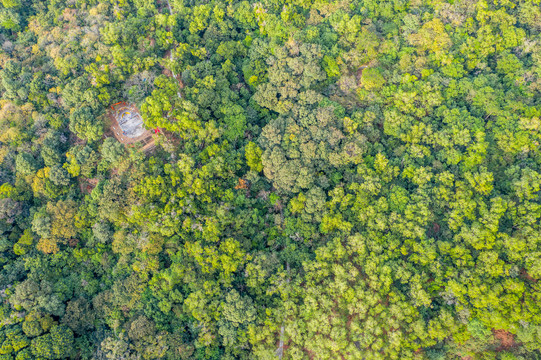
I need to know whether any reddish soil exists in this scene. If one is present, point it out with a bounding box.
[302,348,316,360]
[493,329,518,351]
[520,268,538,282]
[79,178,99,194]
[356,67,366,83]
[69,131,87,146]
[107,103,159,152]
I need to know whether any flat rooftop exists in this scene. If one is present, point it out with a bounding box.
[108,103,156,151]
[116,106,145,138]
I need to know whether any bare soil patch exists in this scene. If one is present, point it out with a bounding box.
[107,102,158,152]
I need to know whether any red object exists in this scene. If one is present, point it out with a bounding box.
[113,102,122,106]
[154,128,160,134]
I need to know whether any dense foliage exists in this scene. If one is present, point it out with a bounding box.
[1,0,541,358]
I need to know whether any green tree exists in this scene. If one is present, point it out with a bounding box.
[69,107,103,142]
[48,165,70,186]
[101,137,125,165]
[30,326,74,359]
[245,141,263,172]
[15,153,37,176]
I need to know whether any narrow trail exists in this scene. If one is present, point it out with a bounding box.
[164,0,182,99]
[276,325,285,359]
[276,262,290,359]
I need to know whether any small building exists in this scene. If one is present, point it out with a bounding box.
[108,102,159,152]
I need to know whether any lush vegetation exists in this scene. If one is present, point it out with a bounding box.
[1,0,541,358]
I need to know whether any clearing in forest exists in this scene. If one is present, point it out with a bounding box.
[107,102,158,151]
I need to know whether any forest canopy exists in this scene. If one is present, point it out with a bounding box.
[0,0,541,359]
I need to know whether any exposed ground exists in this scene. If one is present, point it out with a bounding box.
[79,178,98,194]
[106,102,156,152]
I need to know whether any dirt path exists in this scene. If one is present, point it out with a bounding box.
[275,262,290,359]
[164,0,182,100]
[276,325,285,359]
